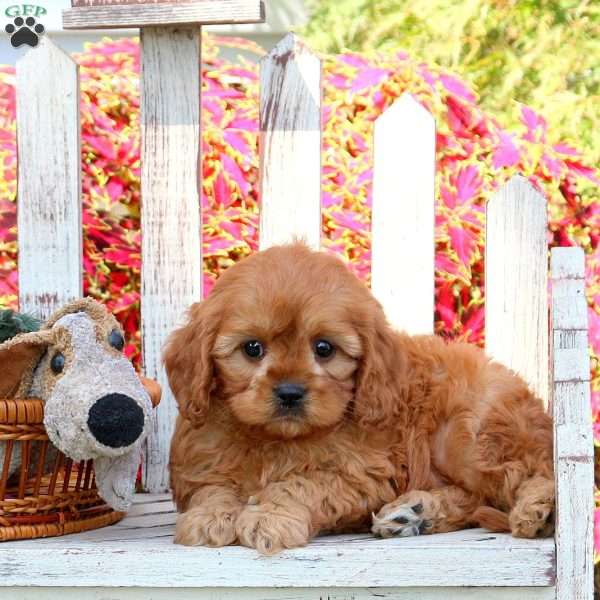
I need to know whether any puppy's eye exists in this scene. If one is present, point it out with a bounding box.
[314,339,335,359]
[50,353,65,374]
[243,340,264,360]
[109,330,125,351]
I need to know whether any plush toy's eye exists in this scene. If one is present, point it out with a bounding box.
[109,330,125,351]
[50,353,65,374]
[314,339,335,359]
[243,340,264,359]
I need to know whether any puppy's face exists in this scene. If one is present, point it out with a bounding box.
[165,244,388,439]
[213,290,363,439]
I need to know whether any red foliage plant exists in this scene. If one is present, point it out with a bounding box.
[0,34,598,438]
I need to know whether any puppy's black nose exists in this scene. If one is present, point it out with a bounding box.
[274,382,306,412]
[88,393,144,448]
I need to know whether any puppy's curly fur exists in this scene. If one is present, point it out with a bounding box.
[165,244,553,554]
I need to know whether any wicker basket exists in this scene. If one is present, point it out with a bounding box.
[0,397,123,541]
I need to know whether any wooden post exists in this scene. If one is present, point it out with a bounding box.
[259,33,322,250]
[63,0,265,492]
[551,247,594,600]
[485,175,549,405]
[16,37,82,319]
[139,26,202,492]
[371,94,436,334]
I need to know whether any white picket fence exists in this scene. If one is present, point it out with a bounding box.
[8,24,593,600]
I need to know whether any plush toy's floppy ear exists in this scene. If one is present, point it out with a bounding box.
[0,330,54,398]
[139,376,161,408]
[163,300,218,428]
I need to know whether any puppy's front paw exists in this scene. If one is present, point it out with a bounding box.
[510,477,555,538]
[509,498,554,538]
[175,505,241,547]
[372,491,433,538]
[236,503,310,555]
[509,501,554,538]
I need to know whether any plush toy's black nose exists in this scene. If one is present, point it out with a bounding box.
[88,393,144,448]
[274,382,306,414]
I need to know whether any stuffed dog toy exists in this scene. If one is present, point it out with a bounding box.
[0,298,160,511]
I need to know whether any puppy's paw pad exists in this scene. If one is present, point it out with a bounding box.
[174,508,239,547]
[371,501,431,538]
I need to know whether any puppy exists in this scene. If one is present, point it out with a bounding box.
[165,243,554,554]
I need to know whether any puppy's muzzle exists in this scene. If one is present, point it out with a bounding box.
[87,393,145,448]
[274,382,306,415]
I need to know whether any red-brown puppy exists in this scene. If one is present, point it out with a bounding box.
[165,243,553,554]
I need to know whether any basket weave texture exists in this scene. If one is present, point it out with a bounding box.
[0,397,123,541]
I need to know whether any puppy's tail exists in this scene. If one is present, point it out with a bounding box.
[471,506,510,533]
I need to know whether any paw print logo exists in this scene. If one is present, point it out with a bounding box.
[5,17,45,48]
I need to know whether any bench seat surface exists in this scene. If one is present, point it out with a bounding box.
[0,493,555,590]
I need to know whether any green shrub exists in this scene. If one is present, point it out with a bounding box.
[302,0,599,165]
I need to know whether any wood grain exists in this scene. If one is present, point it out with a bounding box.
[72,0,191,6]
[0,495,556,588]
[551,247,594,600]
[63,0,265,29]
[371,94,436,334]
[16,37,82,319]
[485,175,549,405]
[140,27,202,492]
[3,587,555,600]
[259,33,321,250]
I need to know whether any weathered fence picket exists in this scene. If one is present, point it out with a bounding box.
[140,26,203,492]
[371,94,436,334]
[259,33,322,250]
[485,175,549,405]
[16,38,82,319]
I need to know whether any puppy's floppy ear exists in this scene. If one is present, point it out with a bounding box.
[354,312,405,429]
[163,301,218,427]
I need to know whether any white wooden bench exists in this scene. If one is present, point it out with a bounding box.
[0,1,594,598]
